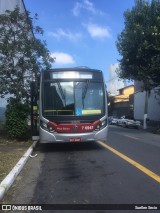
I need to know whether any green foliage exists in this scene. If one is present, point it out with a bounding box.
[5,98,29,139]
[0,7,54,101]
[116,0,160,90]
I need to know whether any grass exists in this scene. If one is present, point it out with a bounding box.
[0,135,32,182]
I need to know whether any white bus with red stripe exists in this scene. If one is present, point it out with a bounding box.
[39,67,108,143]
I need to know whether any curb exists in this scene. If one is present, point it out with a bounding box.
[0,141,38,201]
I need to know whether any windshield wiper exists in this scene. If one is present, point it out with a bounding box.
[56,81,66,103]
[82,80,89,108]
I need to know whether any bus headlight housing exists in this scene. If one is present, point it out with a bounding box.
[94,119,107,131]
[40,120,48,130]
[101,119,107,127]
[40,120,56,133]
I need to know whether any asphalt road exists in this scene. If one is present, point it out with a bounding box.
[2,125,160,213]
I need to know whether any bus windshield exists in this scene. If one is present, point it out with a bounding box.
[42,81,104,116]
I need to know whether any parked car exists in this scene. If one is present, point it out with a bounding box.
[117,115,141,129]
[111,117,119,125]
[108,116,119,125]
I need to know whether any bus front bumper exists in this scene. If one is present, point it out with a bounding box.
[39,126,108,143]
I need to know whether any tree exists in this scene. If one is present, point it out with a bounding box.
[116,0,160,90]
[0,7,54,102]
[5,98,29,139]
[116,0,160,128]
[0,7,54,139]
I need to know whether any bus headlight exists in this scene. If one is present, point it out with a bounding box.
[40,120,56,133]
[99,119,108,130]
[47,121,57,133]
[40,120,48,130]
[94,119,107,131]
[101,119,107,127]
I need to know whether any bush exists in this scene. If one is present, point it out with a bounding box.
[5,98,29,139]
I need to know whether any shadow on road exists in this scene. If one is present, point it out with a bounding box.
[35,141,104,153]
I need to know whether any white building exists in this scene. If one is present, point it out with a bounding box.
[0,0,25,14]
[134,81,160,122]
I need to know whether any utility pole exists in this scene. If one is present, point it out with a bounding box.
[143,90,148,129]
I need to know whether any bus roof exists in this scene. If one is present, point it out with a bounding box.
[44,67,102,73]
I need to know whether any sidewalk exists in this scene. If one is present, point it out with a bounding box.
[0,136,36,200]
[143,126,160,134]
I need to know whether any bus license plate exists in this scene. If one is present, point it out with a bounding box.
[69,138,81,142]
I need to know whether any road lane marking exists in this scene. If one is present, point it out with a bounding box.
[123,134,139,140]
[98,141,160,183]
[114,132,160,148]
[115,132,139,140]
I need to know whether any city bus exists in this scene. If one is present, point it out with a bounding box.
[39,67,108,143]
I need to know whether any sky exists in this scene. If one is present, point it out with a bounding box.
[24,0,136,83]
